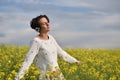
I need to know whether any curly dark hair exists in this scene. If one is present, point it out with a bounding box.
[30,15,49,32]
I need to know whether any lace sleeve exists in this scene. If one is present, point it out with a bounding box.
[15,38,39,80]
[51,36,78,63]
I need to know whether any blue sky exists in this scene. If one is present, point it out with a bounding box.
[0,0,120,48]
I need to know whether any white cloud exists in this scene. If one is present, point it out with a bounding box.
[51,31,120,48]
[3,0,119,12]
[0,27,37,45]
[52,0,92,7]
[92,11,108,15]
[50,11,120,33]
[56,0,120,12]
[84,13,120,29]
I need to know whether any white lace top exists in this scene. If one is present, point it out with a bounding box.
[15,34,78,80]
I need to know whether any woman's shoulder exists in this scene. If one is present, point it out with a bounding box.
[48,34,55,39]
[48,34,52,38]
[29,35,41,43]
[33,37,41,42]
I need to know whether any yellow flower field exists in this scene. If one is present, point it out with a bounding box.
[0,45,120,80]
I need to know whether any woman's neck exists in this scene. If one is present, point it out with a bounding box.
[38,33,49,40]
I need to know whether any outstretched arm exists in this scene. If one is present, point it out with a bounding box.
[15,38,39,80]
[52,37,79,63]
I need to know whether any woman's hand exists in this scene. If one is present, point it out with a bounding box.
[75,61,81,64]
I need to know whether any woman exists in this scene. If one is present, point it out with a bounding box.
[15,15,80,80]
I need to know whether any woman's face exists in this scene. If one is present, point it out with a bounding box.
[38,17,50,33]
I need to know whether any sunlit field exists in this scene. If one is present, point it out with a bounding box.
[0,45,120,80]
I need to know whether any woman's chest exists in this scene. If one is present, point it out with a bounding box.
[38,41,57,57]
